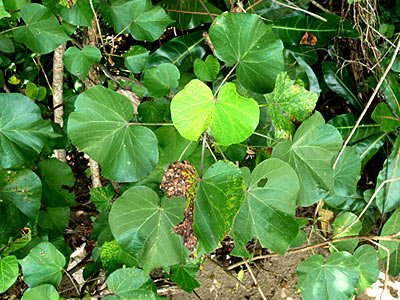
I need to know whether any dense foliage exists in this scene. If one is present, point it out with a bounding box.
[0,0,399,299]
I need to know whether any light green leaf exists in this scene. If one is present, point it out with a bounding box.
[106,267,159,299]
[354,245,379,293]
[144,63,180,98]
[90,184,115,214]
[0,255,18,293]
[209,12,284,93]
[21,284,59,300]
[160,0,221,30]
[330,212,362,253]
[124,45,149,74]
[0,93,58,169]
[376,135,400,213]
[13,4,69,54]
[272,112,342,206]
[171,79,259,146]
[273,14,358,47]
[0,1,10,19]
[297,252,359,300]
[371,102,400,132]
[68,86,159,182]
[232,158,300,256]
[194,161,245,254]
[168,262,200,292]
[194,55,220,82]
[333,147,361,196]
[109,186,188,272]
[379,208,400,276]
[264,72,318,139]
[63,46,101,80]
[19,242,66,288]
[37,158,74,207]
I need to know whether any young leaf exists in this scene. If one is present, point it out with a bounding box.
[354,245,379,293]
[379,208,400,276]
[143,63,180,98]
[19,242,66,288]
[21,284,59,300]
[63,46,101,80]
[124,45,150,74]
[371,102,400,132]
[109,186,188,272]
[297,252,359,300]
[106,267,159,299]
[171,79,259,146]
[0,255,18,293]
[193,55,220,82]
[209,12,284,93]
[264,72,319,139]
[167,262,200,292]
[68,86,159,182]
[272,112,342,206]
[13,4,70,54]
[330,212,362,253]
[0,93,58,169]
[194,161,245,254]
[90,184,115,214]
[376,135,400,213]
[232,158,300,256]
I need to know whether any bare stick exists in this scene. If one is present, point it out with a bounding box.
[271,0,327,22]
[245,261,267,300]
[214,61,239,97]
[333,36,400,169]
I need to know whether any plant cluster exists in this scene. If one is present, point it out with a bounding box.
[0,0,399,299]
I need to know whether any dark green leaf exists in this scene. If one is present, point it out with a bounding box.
[379,208,400,276]
[0,35,15,53]
[333,147,361,196]
[90,184,115,214]
[354,245,379,293]
[330,212,361,253]
[371,102,400,132]
[59,0,93,26]
[124,45,149,74]
[355,132,386,168]
[38,207,70,233]
[63,46,101,80]
[167,262,200,292]
[144,63,180,97]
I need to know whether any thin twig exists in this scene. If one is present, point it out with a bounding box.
[310,0,331,13]
[205,140,218,162]
[199,133,207,178]
[33,56,53,93]
[63,269,80,295]
[369,240,390,297]
[178,141,194,161]
[271,0,327,22]
[197,0,215,21]
[89,0,105,49]
[333,35,400,169]
[245,262,267,300]
[214,61,239,96]
[166,9,219,16]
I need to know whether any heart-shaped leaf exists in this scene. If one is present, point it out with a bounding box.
[354,245,379,293]
[109,186,188,272]
[297,252,359,300]
[144,63,180,98]
[167,262,200,292]
[194,55,220,82]
[209,12,284,93]
[0,93,57,169]
[124,45,149,74]
[13,4,69,54]
[330,212,362,253]
[19,242,66,288]
[232,158,300,256]
[264,72,319,139]
[272,112,342,206]
[171,79,259,146]
[21,284,59,300]
[194,161,245,254]
[0,255,18,293]
[63,46,101,80]
[68,86,159,182]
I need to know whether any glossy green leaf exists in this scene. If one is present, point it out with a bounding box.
[194,55,220,82]
[379,208,400,276]
[264,72,318,139]
[194,161,245,254]
[37,158,74,207]
[232,158,300,256]
[0,93,57,169]
[273,14,358,47]
[297,252,359,300]
[376,135,400,213]
[13,4,69,54]
[106,267,159,299]
[330,212,361,253]
[333,147,361,196]
[160,0,221,30]
[382,72,400,117]
[0,255,18,293]
[322,62,362,111]
[168,262,200,292]
[250,0,312,19]
[272,112,342,206]
[171,79,259,146]
[355,132,386,168]
[21,284,59,300]
[328,113,381,143]
[144,63,180,97]
[209,12,284,93]
[324,190,366,212]
[59,0,93,27]
[124,45,149,74]
[371,102,400,132]
[109,186,188,272]
[63,46,101,80]
[354,245,379,293]
[19,242,66,288]
[68,86,159,182]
